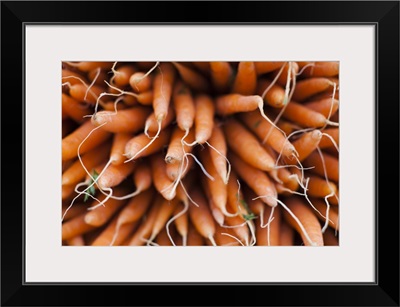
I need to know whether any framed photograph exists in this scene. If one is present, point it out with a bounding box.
[1,1,399,306]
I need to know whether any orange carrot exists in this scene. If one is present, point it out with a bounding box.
[62,212,96,241]
[62,202,87,222]
[298,61,339,78]
[187,222,205,246]
[149,198,179,242]
[129,72,153,93]
[239,110,296,157]
[188,186,216,244]
[228,151,277,208]
[287,129,322,163]
[65,235,86,246]
[232,62,257,95]
[303,150,339,182]
[88,68,108,86]
[282,101,329,128]
[66,61,113,72]
[200,174,225,226]
[132,162,153,193]
[223,118,275,171]
[255,205,281,246]
[306,174,338,198]
[279,221,295,246]
[323,227,339,246]
[62,184,76,200]
[172,80,195,131]
[282,196,324,246]
[256,78,287,108]
[254,62,285,75]
[62,119,111,161]
[214,224,241,246]
[68,83,105,105]
[111,64,136,87]
[215,93,261,116]
[319,128,339,149]
[91,106,151,133]
[62,93,92,123]
[150,152,176,200]
[207,124,229,184]
[172,62,209,92]
[91,216,138,246]
[191,62,210,75]
[199,147,229,216]
[62,141,111,185]
[136,90,154,106]
[311,198,339,231]
[292,77,334,102]
[166,151,194,182]
[153,62,176,122]
[193,94,215,144]
[273,61,299,87]
[224,214,251,246]
[84,187,129,227]
[172,202,189,245]
[145,105,175,134]
[124,128,171,161]
[96,160,136,190]
[110,133,134,165]
[62,69,89,85]
[128,195,162,246]
[165,126,195,164]
[303,97,339,118]
[209,61,233,93]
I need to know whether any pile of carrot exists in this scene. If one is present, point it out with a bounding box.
[61,61,339,246]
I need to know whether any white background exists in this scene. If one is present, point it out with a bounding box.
[25,25,375,283]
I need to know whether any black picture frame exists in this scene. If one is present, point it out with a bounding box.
[1,1,399,306]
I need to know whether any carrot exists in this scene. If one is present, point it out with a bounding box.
[153,62,176,122]
[124,128,171,161]
[303,97,339,118]
[319,128,339,149]
[215,93,261,116]
[223,118,275,171]
[172,80,195,132]
[65,235,86,246]
[102,99,128,111]
[255,205,281,246]
[136,90,154,106]
[68,83,105,105]
[200,174,225,226]
[62,202,87,222]
[96,159,136,190]
[193,94,215,144]
[323,227,339,246]
[149,198,179,243]
[62,184,76,200]
[292,77,334,102]
[84,186,129,227]
[62,212,96,241]
[188,186,217,245]
[62,94,93,123]
[144,106,175,134]
[287,129,322,163]
[282,196,324,246]
[254,62,285,75]
[62,119,77,139]
[62,141,111,185]
[166,151,194,181]
[282,101,330,128]
[232,62,257,95]
[132,162,153,193]
[228,151,277,208]
[172,62,209,92]
[214,224,241,246]
[187,222,205,246]
[303,150,339,182]
[165,126,195,164]
[298,61,339,78]
[62,119,111,161]
[306,174,338,198]
[279,220,295,246]
[91,106,152,133]
[207,124,229,184]
[88,67,108,86]
[273,61,299,87]
[129,72,153,93]
[199,147,230,217]
[191,62,210,75]
[172,202,189,245]
[256,78,287,108]
[209,61,233,93]
[115,188,154,227]
[128,195,162,246]
[239,110,296,157]
[109,133,134,165]
[150,152,176,200]
[224,214,251,246]
[311,198,339,231]
[156,226,178,246]
[91,215,138,246]
[111,64,136,87]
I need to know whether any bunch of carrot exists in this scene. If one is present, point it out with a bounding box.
[61,61,339,246]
